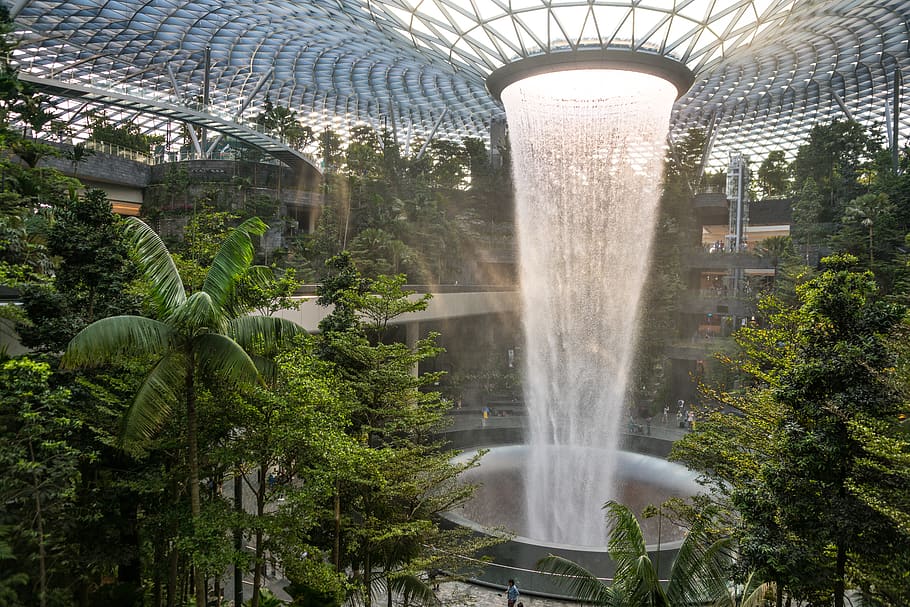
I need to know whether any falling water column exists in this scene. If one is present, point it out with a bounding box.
[499,69,678,546]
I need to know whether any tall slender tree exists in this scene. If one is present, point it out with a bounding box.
[61,216,304,607]
[673,254,910,606]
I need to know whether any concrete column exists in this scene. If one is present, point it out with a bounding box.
[406,321,420,378]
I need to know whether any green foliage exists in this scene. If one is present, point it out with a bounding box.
[755,150,791,198]
[17,189,139,352]
[0,358,81,607]
[792,120,883,222]
[672,255,910,606]
[62,216,304,607]
[87,110,163,154]
[309,261,497,607]
[538,501,740,607]
[255,96,314,149]
[245,588,286,607]
[834,192,896,267]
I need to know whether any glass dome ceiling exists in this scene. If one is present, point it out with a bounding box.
[8,0,910,168]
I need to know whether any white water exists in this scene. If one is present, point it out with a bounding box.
[500,69,677,545]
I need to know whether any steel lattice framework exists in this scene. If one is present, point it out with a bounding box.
[8,0,910,168]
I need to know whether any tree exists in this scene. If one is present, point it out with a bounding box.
[791,177,824,264]
[0,358,81,607]
[538,501,769,607]
[62,142,95,178]
[756,150,791,199]
[61,216,304,607]
[17,189,138,352]
[314,269,493,607]
[837,192,895,266]
[792,120,882,222]
[222,340,354,607]
[673,254,910,606]
[753,235,793,274]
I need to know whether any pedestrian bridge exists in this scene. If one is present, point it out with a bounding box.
[271,288,520,332]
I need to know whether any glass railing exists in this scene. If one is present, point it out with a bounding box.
[83,140,154,165]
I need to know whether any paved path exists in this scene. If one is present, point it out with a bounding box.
[433,581,582,607]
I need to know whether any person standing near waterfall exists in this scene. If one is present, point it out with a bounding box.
[506,579,520,607]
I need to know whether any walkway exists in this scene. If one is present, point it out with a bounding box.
[19,73,321,174]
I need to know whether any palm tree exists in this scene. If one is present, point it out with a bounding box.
[841,192,894,266]
[61,216,304,607]
[538,501,770,607]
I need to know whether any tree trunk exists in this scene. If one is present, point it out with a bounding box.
[234,470,244,607]
[118,495,142,591]
[251,462,267,607]
[334,479,341,572]
[834,541,846,607]
[153,538,163,607]
[868,225,874,265]
[363,547,372,607]
[185,363,207,607]
[167,541,178,607]
[29,441,48,607]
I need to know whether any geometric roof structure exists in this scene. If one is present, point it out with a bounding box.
[9,0,910,169]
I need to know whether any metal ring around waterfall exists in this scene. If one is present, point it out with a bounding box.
[486,49,695,103]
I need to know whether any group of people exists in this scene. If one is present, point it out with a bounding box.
[657,399,697,430]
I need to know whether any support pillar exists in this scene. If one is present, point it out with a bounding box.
[892,68,902,172]
[202,46,211,157]
[406,322,420,378]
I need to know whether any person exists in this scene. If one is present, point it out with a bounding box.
[506,579,520,607]
[662,404,669,423]
[687,409,696,430]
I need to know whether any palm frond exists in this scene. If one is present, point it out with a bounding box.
[202,216,267,310]
[170,291,219,331]
[537,554,617,605]
[625,555,665,607]
[604,501,648,577]
[666,531,732,606]
[124,217,186,316]
[122,350,187,450]
[388,574,441,607]
[62,315,173,369]
[735,573,775,607]
[600,501,666,604]
[227,315,305,354]
[195,333,260,387]
[249,352,279,385]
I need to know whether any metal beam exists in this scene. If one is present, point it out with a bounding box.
[415,110,447,162]
[168,64,202,157]
[206,67,274,157]
[20,73,321,173]
[831,90,855,122]
[166,65,184,100]
[696,110,719,186]
[892,68,902,172]
[9,0,32,18]
[202,46,211,156]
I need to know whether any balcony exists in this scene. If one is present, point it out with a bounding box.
[686,248,775,271]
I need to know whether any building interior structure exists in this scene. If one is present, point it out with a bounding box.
[3,2,910,605]
[4,0,910,400]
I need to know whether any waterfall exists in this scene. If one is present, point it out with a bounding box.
[500,69,676,545]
